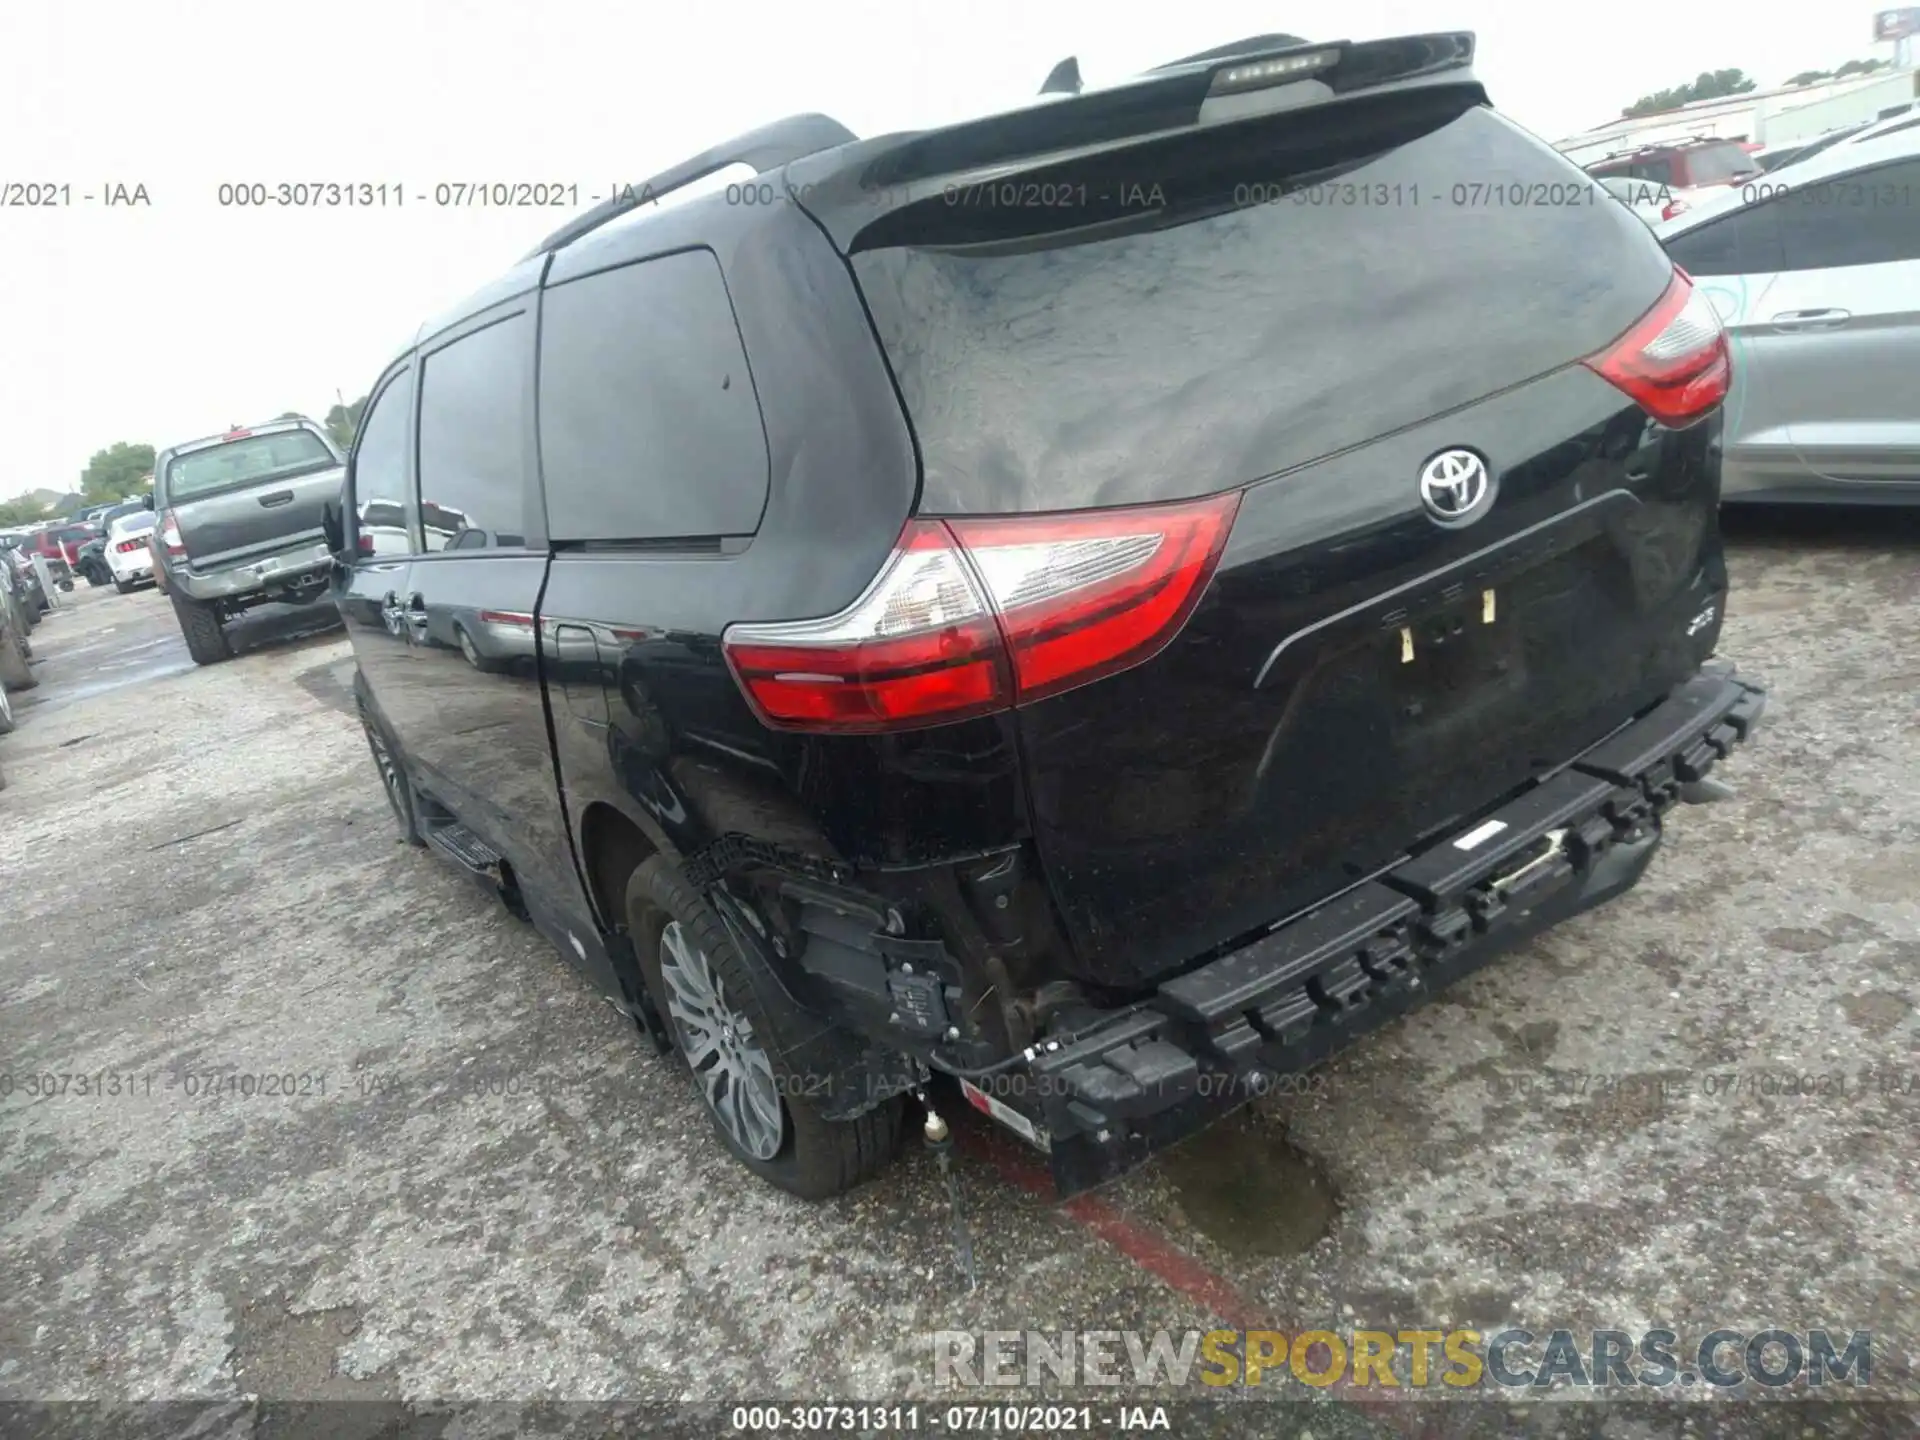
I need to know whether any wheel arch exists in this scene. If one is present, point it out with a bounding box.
[579,798,664,934]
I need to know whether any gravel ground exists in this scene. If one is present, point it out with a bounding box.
[0,513,1914,1437]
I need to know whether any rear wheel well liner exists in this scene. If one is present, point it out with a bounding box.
[579,800,662,934]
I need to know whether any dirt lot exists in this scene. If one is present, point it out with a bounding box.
[1,514,1915,1433]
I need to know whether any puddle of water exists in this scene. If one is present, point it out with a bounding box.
[1153,1109,1339,1259]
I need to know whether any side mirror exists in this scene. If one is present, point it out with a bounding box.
[142,493,155,511]
[321,495,347,560]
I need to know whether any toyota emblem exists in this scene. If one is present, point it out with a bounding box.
[1418,449,1493,526]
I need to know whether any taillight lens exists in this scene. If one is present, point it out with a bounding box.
[356,533,375,554]
[1660,198,1690,221]
[114,538,144,553]
[159,512,186,558]
[1582,269,1730,428]
[723,492,1240,733]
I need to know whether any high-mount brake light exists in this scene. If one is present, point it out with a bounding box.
[723,492,1240,734]
[1211,48,1341,93]
[1582,269,1730,429]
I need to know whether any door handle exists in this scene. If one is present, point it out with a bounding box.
[380,591,408,635]
[404,592,431,633]
[258,490,294,507]
[1768,308,1850,331]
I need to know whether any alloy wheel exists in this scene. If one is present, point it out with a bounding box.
[659,919,785,1160]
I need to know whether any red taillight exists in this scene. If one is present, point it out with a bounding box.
[1582,269,1730,429]
[114,538,144,553]
[159,512,186,558]
[723,492,1240,733]
[478,610,534,627]
[356,534,375,554]
[1660,198,1690,221]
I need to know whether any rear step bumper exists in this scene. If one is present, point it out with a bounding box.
[1007,663,1766,1197]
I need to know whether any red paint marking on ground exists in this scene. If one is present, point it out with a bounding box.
[955,1120,1432,1437]
[957,1124,1265,1329]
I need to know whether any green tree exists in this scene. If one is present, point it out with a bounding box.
[325,394,367,451]
[1786,59,1887,87]
[79,441,157,503]
[0,496,48,526]
[1623,68,1758,118]
[275,410,304,421]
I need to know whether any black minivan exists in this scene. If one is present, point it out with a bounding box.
[332,33,1765,1200]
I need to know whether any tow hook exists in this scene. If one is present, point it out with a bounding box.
[1678,777,1737,805]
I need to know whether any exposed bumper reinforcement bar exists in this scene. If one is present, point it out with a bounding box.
[1027,663,1766,1197]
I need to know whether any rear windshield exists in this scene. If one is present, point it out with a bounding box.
[164,429,335,501]
[851,98,1670,513]
[110,513,156,537]
[1684,144,1760,185]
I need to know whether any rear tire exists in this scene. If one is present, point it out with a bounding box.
[0,632,34,692]
[172,592,233,665]
[625,856,905,1199]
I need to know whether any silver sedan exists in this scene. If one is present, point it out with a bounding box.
[1655,126,1920,506]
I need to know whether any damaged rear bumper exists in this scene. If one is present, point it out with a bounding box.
[992,663,1767,1198]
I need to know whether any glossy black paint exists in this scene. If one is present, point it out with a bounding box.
[1015,369,1727,988]
[335,88,1736,1129]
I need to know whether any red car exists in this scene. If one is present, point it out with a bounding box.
[31,523,97,569]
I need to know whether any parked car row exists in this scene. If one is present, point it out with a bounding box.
[0,535,48,788]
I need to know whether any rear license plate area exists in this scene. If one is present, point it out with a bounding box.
[1388,588,1525,738]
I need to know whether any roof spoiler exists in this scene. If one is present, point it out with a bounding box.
[520,112,859,261]
[786,32,1477,248]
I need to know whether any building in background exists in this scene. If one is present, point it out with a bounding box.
[1555,64,1920,165]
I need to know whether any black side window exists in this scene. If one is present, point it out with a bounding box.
[1773,159,1920,270]
[350,371,412,538]
[1664,200,1785,277]
[538,248,770,542]
[416,312,531,552]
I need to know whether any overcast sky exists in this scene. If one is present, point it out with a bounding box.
[0,0,1884,496]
